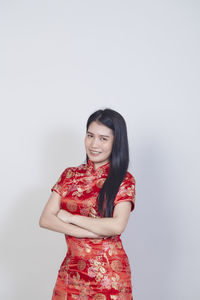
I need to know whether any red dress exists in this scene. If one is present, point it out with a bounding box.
[51,159,136,300]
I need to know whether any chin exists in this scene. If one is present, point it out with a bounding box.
[88,156,101,162]
[87,154,102,162]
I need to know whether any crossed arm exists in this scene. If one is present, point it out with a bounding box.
[39,191,132,238]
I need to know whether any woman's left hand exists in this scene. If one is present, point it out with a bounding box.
[57,209,73,223]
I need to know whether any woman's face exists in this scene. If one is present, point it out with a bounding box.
[85,121,114,170]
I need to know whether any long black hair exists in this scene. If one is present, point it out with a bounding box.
[85,108,129,217]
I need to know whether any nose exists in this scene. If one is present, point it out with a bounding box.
[90,137,99,148]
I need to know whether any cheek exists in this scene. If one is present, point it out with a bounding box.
[104,141,113,152]
[84,137,88,147]
[109,139,114,152]
[85,137,91,148]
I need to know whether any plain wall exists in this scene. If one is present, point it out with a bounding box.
[0,1,199,299]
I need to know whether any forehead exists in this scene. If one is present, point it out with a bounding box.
[87,121,113,136]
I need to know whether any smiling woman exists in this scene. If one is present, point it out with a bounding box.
[39,108,136,299]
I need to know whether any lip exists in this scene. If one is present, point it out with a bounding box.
[90,149,101,153]
[90,150,101,155]
[89,149,101,153]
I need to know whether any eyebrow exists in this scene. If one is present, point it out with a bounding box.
[87,131,110,138]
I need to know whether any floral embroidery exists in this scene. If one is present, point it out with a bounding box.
[96,178,106,188]
[111,260,123,272]
[92,294,106,300]
[67,200,78,212]
[77,259,86,271]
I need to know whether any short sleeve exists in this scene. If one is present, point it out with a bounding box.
[51,167,72,196]
[113,173,136,212]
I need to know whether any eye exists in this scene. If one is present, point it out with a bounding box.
[101,137,107,141]
[87,133,93,138]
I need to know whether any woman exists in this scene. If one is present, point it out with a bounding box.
[39,108,136,299]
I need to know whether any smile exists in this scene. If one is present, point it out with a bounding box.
[90,150,101,154]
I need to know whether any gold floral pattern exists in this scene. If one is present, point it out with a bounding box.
[96,178,106,188]
[77,260,86,271]
[111,260,123,272]
[92,294,106,300]
[67,200,78,212]
[66,169,74,178]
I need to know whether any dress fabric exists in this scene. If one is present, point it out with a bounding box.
[51,159,136,300]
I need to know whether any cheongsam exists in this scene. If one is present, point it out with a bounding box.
[51,159,136,300]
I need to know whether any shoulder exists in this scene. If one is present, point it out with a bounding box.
[116,171,136,195]
[59,162,87,179]
[59,166,76,179]
[123,171,136,185]
[114,170,136,211]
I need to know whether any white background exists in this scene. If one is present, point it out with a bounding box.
[0,1,199,299]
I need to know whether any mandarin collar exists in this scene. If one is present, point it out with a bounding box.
[87,159,110,176]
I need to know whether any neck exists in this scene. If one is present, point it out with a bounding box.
[93,160,110,170]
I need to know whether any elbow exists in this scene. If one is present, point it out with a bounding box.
[115,227,123,235]
[104,220,124,236]
[39,213,58,229]
[39,217,45,228]
[39,215,48,228]
[114,223,125,235]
